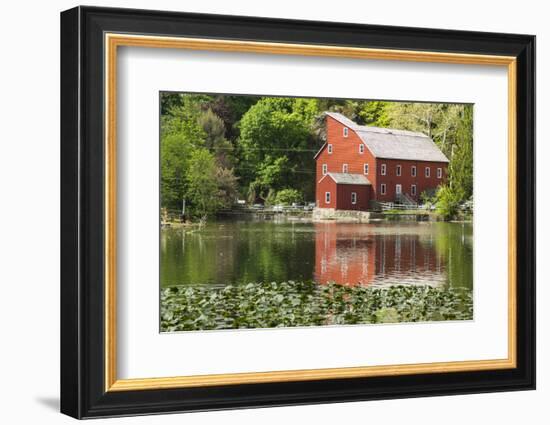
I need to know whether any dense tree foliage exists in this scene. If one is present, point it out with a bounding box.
[160,93,473,219]
[273,189,303,206]
[237,97,318,202]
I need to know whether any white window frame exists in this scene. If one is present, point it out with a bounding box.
[343,127,349,137]
[325,192,331,204]
[381,163,386,176]
[351,192,357,204]
[380,183,386,195]
[437,167,443,178]
[363,163,369,175]
[327,144,333,154]
[411,165,417,177]
[425,167,431,178]
[359,144,365,154]
[411,184,417,196]
[396,164,402,176]
[322,164,327,175]
[395,184,402,195]
[342,164,349,173]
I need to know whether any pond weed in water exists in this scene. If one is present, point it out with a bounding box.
[161,281,473,332]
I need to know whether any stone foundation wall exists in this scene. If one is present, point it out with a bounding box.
[312,208,382,223]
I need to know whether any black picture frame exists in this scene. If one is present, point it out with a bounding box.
[61,5,535,419]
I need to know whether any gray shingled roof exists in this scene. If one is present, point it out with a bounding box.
[326,172,371,185]
[325,112,449,163]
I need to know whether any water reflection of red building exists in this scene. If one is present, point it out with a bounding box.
[314,222,445,286]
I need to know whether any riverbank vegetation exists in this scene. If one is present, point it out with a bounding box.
[160,281,473,332]
[161,93,473,220]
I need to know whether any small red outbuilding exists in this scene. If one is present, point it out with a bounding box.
[316,172,371,211]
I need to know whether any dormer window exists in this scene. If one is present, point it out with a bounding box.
[328,144,333,154]
[359,144,365,154]
[343,127,349,138]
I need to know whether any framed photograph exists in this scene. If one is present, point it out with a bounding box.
[60,6,535,419]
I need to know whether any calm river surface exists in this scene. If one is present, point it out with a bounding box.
[161,220,473,289]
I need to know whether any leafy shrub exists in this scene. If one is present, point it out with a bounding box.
[273,188,303,206]
[436,185,464,220]
[420,189,436,207]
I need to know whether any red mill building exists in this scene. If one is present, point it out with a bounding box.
[314,112,449,210]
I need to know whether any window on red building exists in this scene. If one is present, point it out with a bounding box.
[425,167,430,178]
[411,165,417,177]
[411,184,417,196]
[351,192,357,204]
[380,183,386,195]
[359,144,364,154]
[396,165,402,176]
[437,167,443,178]
[342,164,348,173]
[364,164,369,175]
[322,164,327,175]
[328,144,333,154]
[381,164,386,175]
[343,127,348,137]
[325,192,331,204]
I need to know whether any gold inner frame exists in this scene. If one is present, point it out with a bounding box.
[104,33,517,392]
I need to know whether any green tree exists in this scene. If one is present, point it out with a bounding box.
[187,149,220,218]
[238,98,313,163]
[433,105,473,219]
[386,102,442,138]
[447,105,474,199]
[435,185,463,220]
[198,109,235,167]
[160,133,192,210]
[202,95,259,141]
[215,167,239,208]
[249,156,293,202]
[160,94,243,219]
[356,101,391,126]
[237,98,317,199]
[274,189,303,206]
[385,103,465,159]
[160,92,183,116]
[160,103,206,209]
[317,100,390,126]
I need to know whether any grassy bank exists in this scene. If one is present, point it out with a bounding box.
[161,281,473,332]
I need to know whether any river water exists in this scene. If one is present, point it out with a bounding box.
[161,219,473,290]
